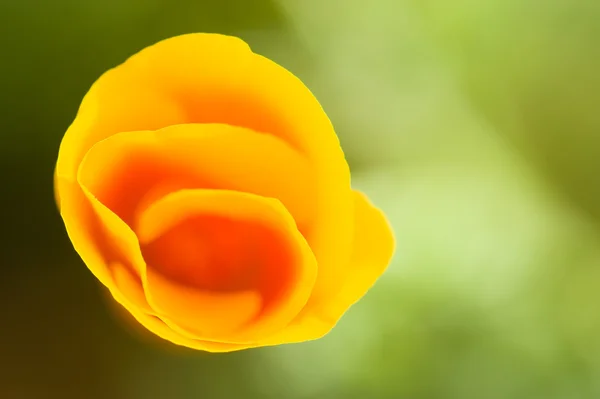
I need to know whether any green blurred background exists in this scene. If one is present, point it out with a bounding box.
[2,0,600,398]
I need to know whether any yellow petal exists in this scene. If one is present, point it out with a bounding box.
[56,33,354,312]
[77,179,147,278]
[107,262,250,351]
[137,189,317,343]
[110,293,255,353]
[55,34,248,181]
[110,261,153,314]
[57,175,155,320]
[56,177,113,287]
[144,269,263,337]
[259,190,395,345]
[319,190,395,321]
[76,123,315,232]
[55,70,188,182]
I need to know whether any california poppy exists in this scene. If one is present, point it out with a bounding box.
[54,33,395,351]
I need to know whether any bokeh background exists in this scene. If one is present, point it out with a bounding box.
[2,0,600,398]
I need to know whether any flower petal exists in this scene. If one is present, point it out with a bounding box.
[110,293,254,353]
[57,177,151,316]
[144,270,263,337]
[56,33,355,312]
[137,189,317,343]
[76,123,316,232]
[56,33,361,350]
[258,190,395,344]
[55,34,249,181]
[56,177,113,287]
[76,179,147,278]
[110,262,153,314]
[319,190,395,320]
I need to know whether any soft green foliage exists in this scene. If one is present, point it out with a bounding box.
[412,0,600,225]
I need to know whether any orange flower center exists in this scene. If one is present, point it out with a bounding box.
[141,213,293,309]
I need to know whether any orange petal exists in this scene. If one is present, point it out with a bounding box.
[137,189,317,343]
[55,34,249,181]
[55,177,113,288]
[55,70,189,183]
[76,179,147,278]
[258,190,395,345]
[76,123,316,232]
[57,177,152,318]
[110,262,153,314]
[144,270,262,337]
[56,34,354,312]
[109,289,255,353]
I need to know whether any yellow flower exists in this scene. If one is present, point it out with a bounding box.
[54,33,394,352]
